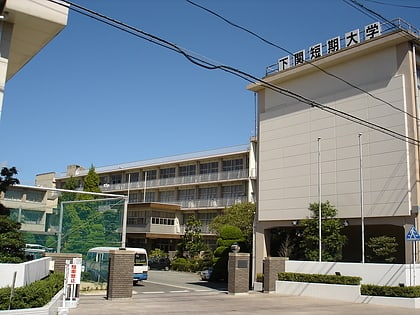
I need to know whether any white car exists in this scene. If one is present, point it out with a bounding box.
[200,267,213,281]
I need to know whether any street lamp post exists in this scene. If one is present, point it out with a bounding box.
[318,137,322,262]
[359,133,365,263]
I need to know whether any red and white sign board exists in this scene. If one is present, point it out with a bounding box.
[68,263,81,284]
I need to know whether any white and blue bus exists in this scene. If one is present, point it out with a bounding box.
[85,247,148,284]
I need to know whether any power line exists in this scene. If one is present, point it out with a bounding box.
[44,0,420,146]
[363,0,420,9]
[185,0,420,123]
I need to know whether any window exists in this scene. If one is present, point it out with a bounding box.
[222,159,243,171]
[160,167,175,179]
[21,210,43,224]
[111,174,122,184]
[128,210,146,225]
[99,176,108,185]
[151,217,175,225]
[179,164,196,177]
[199,162,218,174]
[144,170,157,180]
[142,191,156,202]
[159,190,175,203]
[199,187,217,200]
[126,172,139,183]
[26,190,45,203]
[151,211,175,225]
[129,192,139,204]
[222,185,245,198]
[4,190,23,201]
[178,189,195,201]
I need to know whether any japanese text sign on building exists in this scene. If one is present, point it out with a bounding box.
[278,22,381,71]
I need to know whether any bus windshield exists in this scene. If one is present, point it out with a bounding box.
[134,253,147,266]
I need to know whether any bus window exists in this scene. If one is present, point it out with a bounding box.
[134,253,147,266]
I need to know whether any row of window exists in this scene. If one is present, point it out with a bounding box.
[128,185,245,203]
[100,159,245,185]
[3,190,45,203]
[128,210,218,226]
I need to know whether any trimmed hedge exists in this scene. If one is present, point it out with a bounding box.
[278,272,361,285]
[0,272,64,310]
[361,284,420,298]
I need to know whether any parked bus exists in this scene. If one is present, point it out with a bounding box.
[24,244,54,260]
[85,247,148,284]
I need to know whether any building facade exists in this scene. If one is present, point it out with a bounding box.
[48,139,257,252]
[0,0,68,118]
[248,19,419,272]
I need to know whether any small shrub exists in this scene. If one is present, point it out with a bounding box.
[278,272,361,285]
[0,272,64,310]
[256,273,264,282]
[170,257,206,272]
[361,284,420,298]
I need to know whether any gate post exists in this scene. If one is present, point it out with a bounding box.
[228,252,250,295]
[107,249,134,299]
[263,257,288,293]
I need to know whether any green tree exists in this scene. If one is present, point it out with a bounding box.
[211,225,244,281]
[210,202,255,251]
[59,166,113,254]
[300,201,346,261]
[366,235,398,263]
[79,165,101,199]
[179,215,205,257]
[0,167,25,263]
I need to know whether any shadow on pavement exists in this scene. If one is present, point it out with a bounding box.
[187,280,228,291]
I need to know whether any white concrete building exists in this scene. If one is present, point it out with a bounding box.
[248,19,419,272]
[0,0,68,118]
[47,139,257,252]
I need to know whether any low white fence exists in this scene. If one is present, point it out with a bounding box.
[285,260,420,286]
[0,258,51,288]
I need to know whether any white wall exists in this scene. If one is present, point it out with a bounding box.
[285,260,420,286]
[258,56,411,221]
[0,257,51,288]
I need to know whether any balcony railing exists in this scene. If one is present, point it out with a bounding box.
[101,169,251,192]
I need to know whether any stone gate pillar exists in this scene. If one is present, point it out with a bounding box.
[107,249,134,299]
[228,252,250,295]
[263,257,288,293]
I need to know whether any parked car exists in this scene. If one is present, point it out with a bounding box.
[148,257,171,271]
[200,267,214,281]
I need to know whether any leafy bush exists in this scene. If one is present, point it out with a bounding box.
[361,284,420,298]
[170,257,206,272]
[278,272,361,285]
[256,273,264,282]
[0,272,64,310]
[219,225,244,241]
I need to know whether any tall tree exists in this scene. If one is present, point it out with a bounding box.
[79,164,101,199]
[179,215,205,257]
[300,201,347,262]
[0,167,25,263]
[210,202,255,251]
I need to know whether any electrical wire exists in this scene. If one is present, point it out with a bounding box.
[44,0,420,146]
[186,0,420,122]
[363,0,420,9]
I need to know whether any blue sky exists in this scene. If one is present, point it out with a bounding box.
[0,0,418,184]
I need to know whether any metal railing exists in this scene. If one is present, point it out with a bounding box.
[101,169,251,191]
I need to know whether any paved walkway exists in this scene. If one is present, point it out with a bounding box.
[67,290,420,315]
